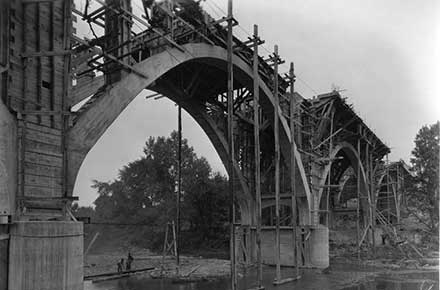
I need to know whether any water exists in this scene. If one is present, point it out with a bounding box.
[342,271,439,290]
[84,268,439,290]
[85,278,229,290]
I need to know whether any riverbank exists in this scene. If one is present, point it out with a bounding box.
[84,248,231,280]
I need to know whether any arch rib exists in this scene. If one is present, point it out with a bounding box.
[67,43,312,217]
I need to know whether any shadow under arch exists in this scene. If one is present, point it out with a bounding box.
[67,43,312,222]
[261,203,293,226]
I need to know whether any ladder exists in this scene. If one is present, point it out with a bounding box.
[376,210,424,261]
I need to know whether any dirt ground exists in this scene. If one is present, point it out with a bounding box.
[84,248,231,279]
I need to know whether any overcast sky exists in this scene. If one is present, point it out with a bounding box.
[74,0,440,206]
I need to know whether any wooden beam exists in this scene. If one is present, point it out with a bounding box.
[72,47,102,70]
[0,65,8,74]
[23,110,70,116]
[22,0,60,3]
[176,105,182,268]
[289,62,301,278]
[313,116,357,150]
[21,50,71,58]
[252,24,264,290]
[104,53,149,79]
[273,44,281,284]
[70,75,104,106]
[226,1,236,289]
[356,125,361,260]
[0,234,9,241]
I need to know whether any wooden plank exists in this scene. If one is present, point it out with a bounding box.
[23,184,61,197]
[24,139,62,158]
[26,120,62,136]
[24,174,62,189]
[25,127,62,145]
[24,151,63,167]
[24,162,62,178]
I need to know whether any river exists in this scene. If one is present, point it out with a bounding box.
[84,266,439,290]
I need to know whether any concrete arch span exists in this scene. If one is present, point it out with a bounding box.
[67,43,312,223]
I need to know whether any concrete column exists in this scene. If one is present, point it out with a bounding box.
[8,221,83,290]
[308,225,329,268]
[297,197,310,225]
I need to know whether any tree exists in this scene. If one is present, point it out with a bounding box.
[407,121,439,233]
[89,131,229,251]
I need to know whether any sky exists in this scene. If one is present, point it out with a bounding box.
[74,0,440,206]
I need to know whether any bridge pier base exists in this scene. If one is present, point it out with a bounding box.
[307,225,329,268]
[8,221,83,290]
[259,225,329,268]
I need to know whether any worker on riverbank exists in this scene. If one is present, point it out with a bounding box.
[117,258,124,273]
[126,252,134,270]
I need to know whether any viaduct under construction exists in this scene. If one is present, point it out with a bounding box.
[0,0,417,289]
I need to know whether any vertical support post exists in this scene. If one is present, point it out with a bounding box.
[396,165,401,225]
[326,111,334,226]
[36,3,42,124]
[172,221,178,259]
[161,223,169,274]
[356,126,361,261]
[176,105,182,269]
[252,24,263,289]
[168,0,174,39]
[273,45,281,283]
[62,0,72,199]
[386,154,390,223]
[226,1,236,289]
[289,62,300,278]
[369,146,375,256]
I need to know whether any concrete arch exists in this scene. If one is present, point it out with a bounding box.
[67,43,312,215]
[375,172,397,218]
[261,203,292,226]
[262,199,293,210]
[375,171,396,206]
[316,141,370,208]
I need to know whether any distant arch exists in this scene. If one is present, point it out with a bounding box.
[316,141,370,211]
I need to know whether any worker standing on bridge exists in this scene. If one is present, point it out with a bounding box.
[173,0,204,26]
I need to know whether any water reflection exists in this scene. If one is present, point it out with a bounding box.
[85,277,229,290]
